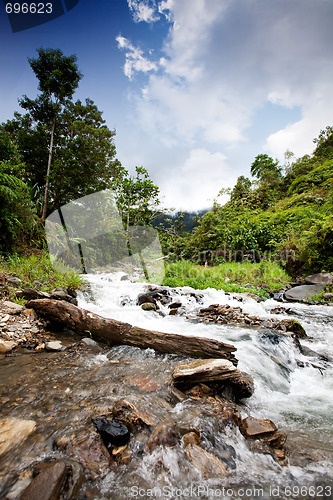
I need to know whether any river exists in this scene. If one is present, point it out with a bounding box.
[1,272,333,499]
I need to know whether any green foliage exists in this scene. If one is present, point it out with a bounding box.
[0,135,36,253]
[0,253,85,293]
[165,127,333,277]
[162,260,291,297]
[115,166,161,232]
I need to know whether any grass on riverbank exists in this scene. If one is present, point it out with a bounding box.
[162,260,291,298]
[0,253,85,297]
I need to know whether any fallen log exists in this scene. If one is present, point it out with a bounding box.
[26,299,238,364]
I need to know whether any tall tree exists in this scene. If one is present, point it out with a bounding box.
[20,48,82,219]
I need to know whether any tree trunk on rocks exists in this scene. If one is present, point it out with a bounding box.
[26,299,238,364]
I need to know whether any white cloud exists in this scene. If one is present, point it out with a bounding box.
[117,0,333,208]
[128,0,159,23]
[116,35,158,79]
[161,149,235,211]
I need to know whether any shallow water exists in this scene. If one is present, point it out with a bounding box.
[1,273,333,499]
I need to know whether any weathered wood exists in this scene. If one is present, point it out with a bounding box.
[172,359,254,399]
[26,299,237,364]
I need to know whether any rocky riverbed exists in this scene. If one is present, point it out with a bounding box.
[1,272,333,499]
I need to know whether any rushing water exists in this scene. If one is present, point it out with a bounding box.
[1,273,333,499]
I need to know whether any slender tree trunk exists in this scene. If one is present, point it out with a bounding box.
[42,115,56,220]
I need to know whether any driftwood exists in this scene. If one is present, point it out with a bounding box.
[26,299,237,364]
[172,359,254,399]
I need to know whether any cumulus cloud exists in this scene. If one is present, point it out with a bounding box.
[116,35,158,79]
[117,0,333,208]
[161,149,235,211]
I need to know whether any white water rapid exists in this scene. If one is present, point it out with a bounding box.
[77,272,333,500]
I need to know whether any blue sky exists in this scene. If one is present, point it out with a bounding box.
[1,0,332,210]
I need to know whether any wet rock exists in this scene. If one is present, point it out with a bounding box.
[141,302,157,311]
[182,432,201,446]
[69,430,112,478]
[0,339,17,353]
[169,308,178,316]
[93,418,130,449]
[53,435,71,450]
[185,443,227,477]
[80,337,102,351]
[169,301,182,309]
[279,318,307,339]
[305,272,333,285]
[284,284,325,302]
[45,341,63,352]
[137,293,157,306]
[0,418,36,456]
[148,421,178,451]
[125,374,162,392]
[110,399,156,429]
[172,359,254,399]
[240,416,277,438]
[20,461,67,500]
[3,300,24,314]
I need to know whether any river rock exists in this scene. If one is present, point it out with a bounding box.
[141,302,157,311]
[93,418,130,449]
[0,418,36,456]
[183,432,201,446]
[240,416,277,438]
[137,293,157,306]
[169,301,182,309]
[20,461,67,500]
[45,341,63,351]
[284,284,325,302]
[278,319,307,339]
[68,430,112,478]
[148,421,178,451]
[0,339,17,353]
[185,443,227,477]
[3,300,24,314]
[110,399,156,429]
[81,337,102,350]
[305,272,333,285]
[172,359,254,399]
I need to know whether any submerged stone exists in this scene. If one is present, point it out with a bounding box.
[20,461,67,500]
[0,418,36,456]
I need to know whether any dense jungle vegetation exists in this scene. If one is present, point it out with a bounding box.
[160,126,333,278]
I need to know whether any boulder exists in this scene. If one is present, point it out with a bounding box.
[16,288,51,300]
[0,418,36,456]
[305,272,333,285]
[284,284,325,302]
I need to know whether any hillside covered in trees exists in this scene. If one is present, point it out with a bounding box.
[162,127,333,277]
